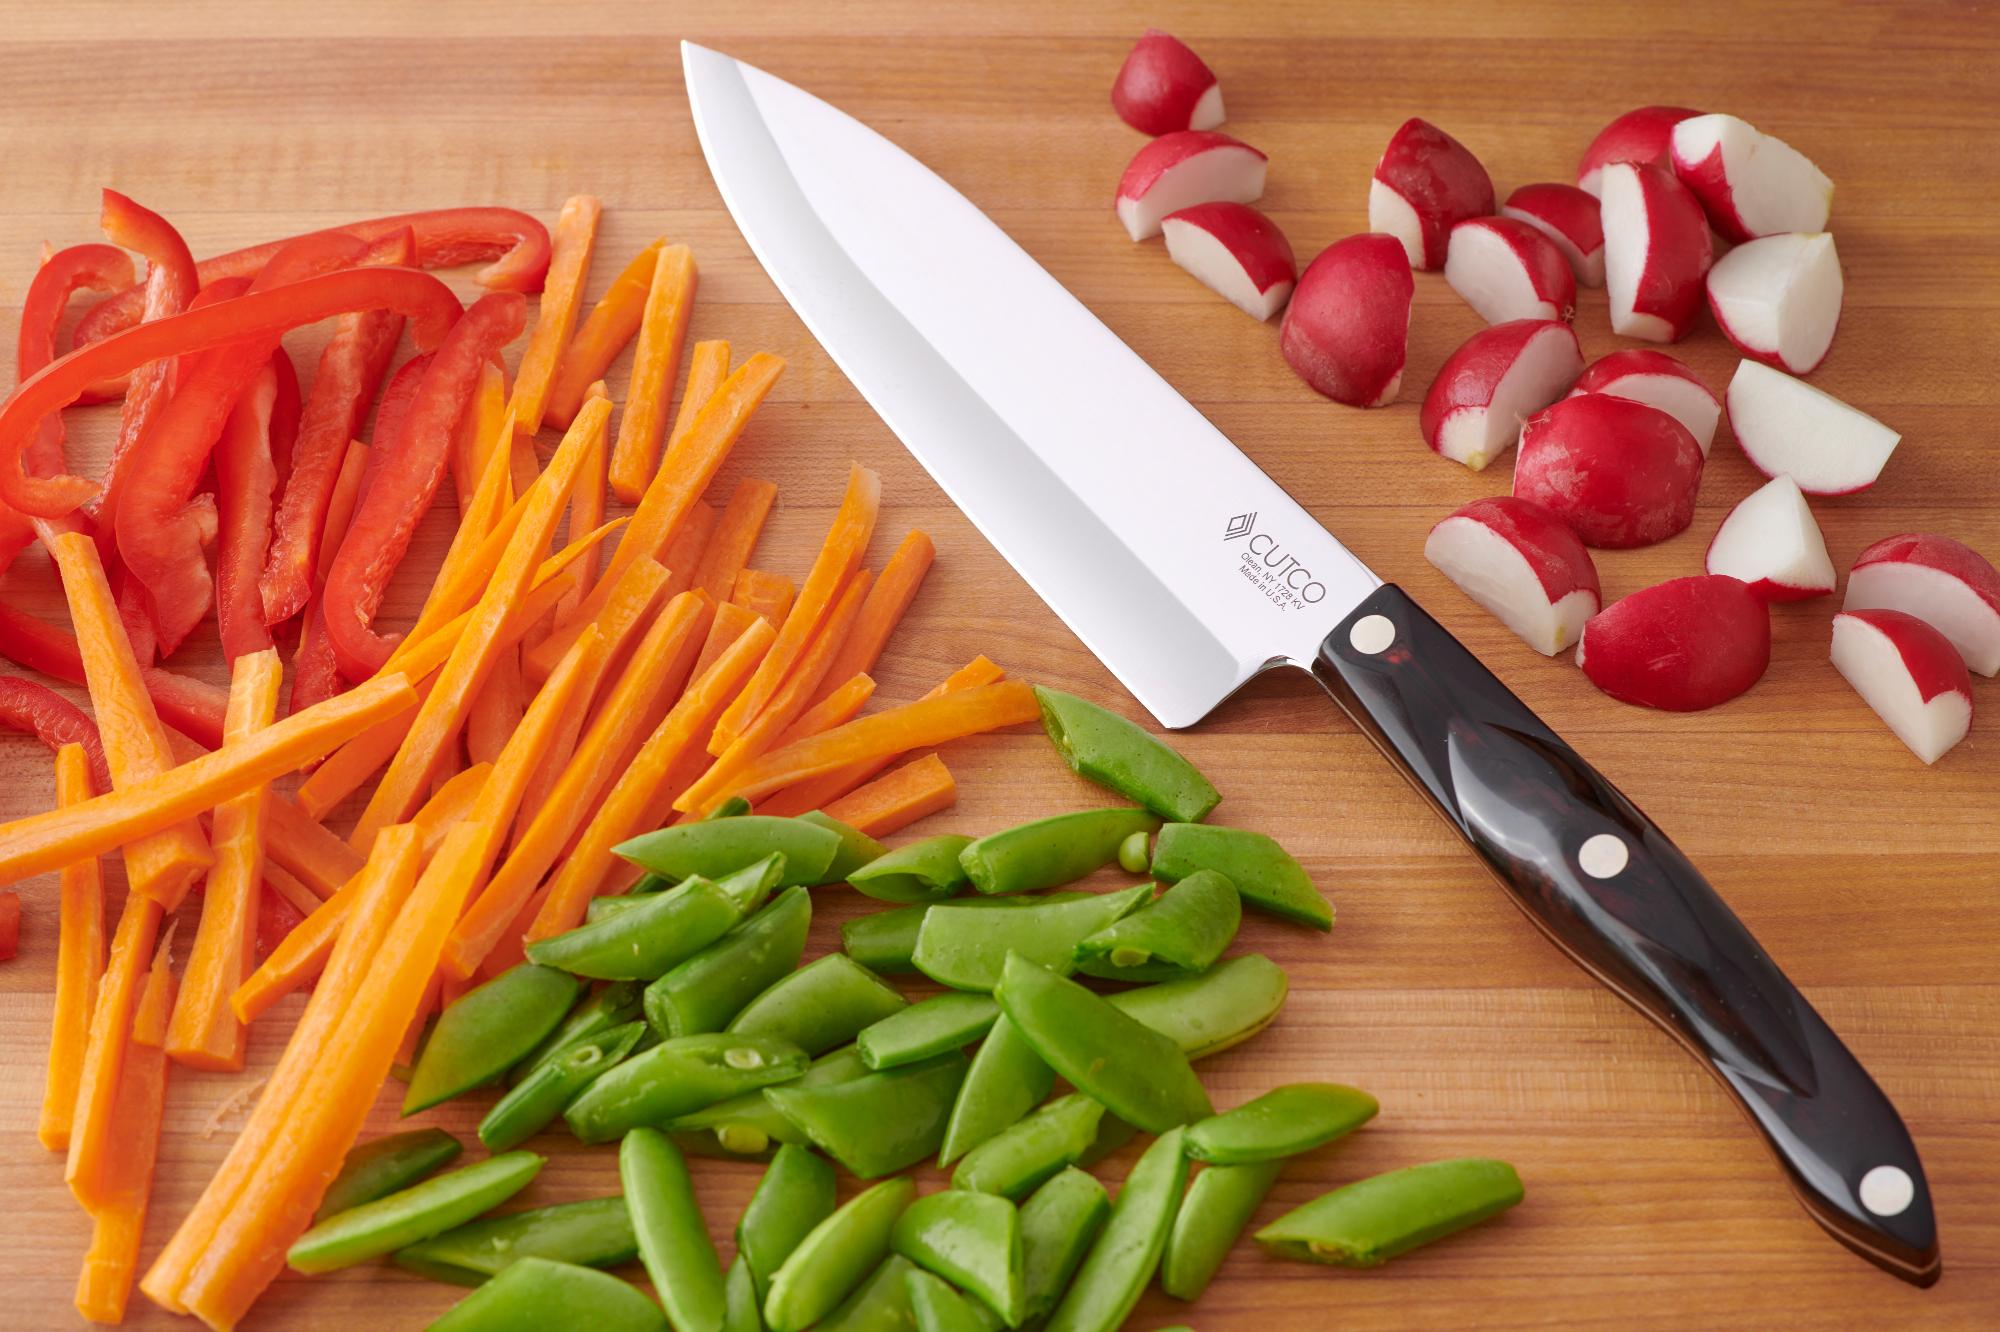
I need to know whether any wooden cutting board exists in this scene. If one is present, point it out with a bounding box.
[0,2,1994,1326]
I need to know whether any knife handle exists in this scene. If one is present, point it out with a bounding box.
[1308,584,1939,1286]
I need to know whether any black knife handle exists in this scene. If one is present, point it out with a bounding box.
[1308,584,1939,1286]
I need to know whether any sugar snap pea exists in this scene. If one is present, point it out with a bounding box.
[913,884,1152,991]
[565,1033,810,1144]
[509,981,644,1085]
[817,1255,918,1332]
[891,1189,1023,1325]
[848,834,974,903]
[405,965,582,1114]
[1043,1127,1189,1332]
[623,1128,729,1332]
[1150,823,1330,931]
[857,992,998,1069]
[427,1256,667,1332]
[1106,954,1288,1058]
[728,953,908,1055]
[841,894,1089,973]
[706,795,754,820]
[668,1045,869,1158]
[1255,1158,1524,1267]
[937,1015,1056,1167]
[1034,687,1220,823]
[766,1050,969,1179]
[1160,1160,1280,1300]
[905,1266,1000,1332]
[1073,869,1238,983]
[951,1093,1104,1201]
[480,1021,647,1151]
[738,1144,838,1298]
[394,1197,637,1286]
[647,885,811,1038]
[525,875,746,981]
[958,808,1161,896]
[763,1176,916,1332]
[1186,1083,1378,1164]
[797,810,886,884]
[618,816,841,888]
[1074,1114,1139,1169]
[316,1128,462,1221]
[724,1256,764,1332]
[289,1151,544,1273]
[1017,1167,1109,1326]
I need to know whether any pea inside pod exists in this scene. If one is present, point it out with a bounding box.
[891,1189,1024,1326]
[1017,1167,1110,1326]
[766,1050,969,1179]
[952,1093,1104,1201]
[913,884,1152,992]
[1186,1082,1379,1165]
[479,1021,648,1151]
[1034,686,1221,823]
[1254,1157,1524,1267]
[525,875,746,981]
[763,1176,917,1332]
[509,981,644,1085]
[288,1151,545,1273]
[394,1196,637,1286]
[617,815,841,888]
[1160,1159,1281,1301]
[646,884,812,1038]
[1106,953,1289,1058]
[315,1128,462,1222]
[404,965,582,1114]
[729,953,909,1055]
[857,991,999,1070]
[1042,1127,1189,1332]
[1150,822,1331,931]
[937,1015,1055,1167]
[427,1256,668,1332]
[565,1032,811,1145]
[797,810,887,884]
[738,1144,839,1298]
[1073,869,1240,982]
[848,834,974,903]
[958,808,1161,896]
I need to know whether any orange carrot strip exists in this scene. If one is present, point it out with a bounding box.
[38,743,104,1152]
[544,238,664,430]
[466,645,525,766]
[412,761,490,859]
[415,413,519,650]
[552,380,611,626]
[262,863,321,921]
[665,339,730,451]
[163,727,363,901]
[65,890,162,1212]
[50,532,212,910]
[508,195,601,435]
[608,244,697,504]
[730,568,796,627]
[824,753,957,837]
[775,672,876,749]
[693,476,777,606]
[166,650,282,1072]
[449,362,508,510]
[815,530,935,705]
[689,601,762,684]
[312,441,370,583]
[510,426,541,501]
[659,498,717,601]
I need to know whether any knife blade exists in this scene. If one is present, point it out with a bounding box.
[681,41,1940,1286]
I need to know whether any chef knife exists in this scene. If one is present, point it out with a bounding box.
[680,42,1939,1287]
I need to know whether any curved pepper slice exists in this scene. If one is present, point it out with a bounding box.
[17,242,136,479]
[0,675,111,789]
[213,352,300,661]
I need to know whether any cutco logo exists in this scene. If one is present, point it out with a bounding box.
[1223,512,1325,610]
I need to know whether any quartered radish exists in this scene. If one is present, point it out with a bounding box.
[1425,497,1601,655]
[1419,320,1583,471]
[1162,202,1296,320]
[1501,183,1605,286]
[1279,233,1414,407]
[1831,610,1974,764]
[1577,575,1771,711]
[1670,113,1833,243]
[1444,217,1577,324]
[1600,161,1713,342]
[1566,349,1720,455]
[1577,105,1703,197]
[1704,475,1836,601]
[1513,394,1704,549]
[1112,29,1224,135]
[1367,118,1495,270]
[1845,533,2000,676]
[1116,131,1267,241]
[1726,360,1900,495]
[1706,232,1843,374]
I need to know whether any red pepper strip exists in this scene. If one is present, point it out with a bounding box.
[213,352,299,662]
[19,244,137,480]
[0,675,112,790]
[369,353,432,455]
[323,293,527,680]
[268,347,301,487]
[0,597,227,747]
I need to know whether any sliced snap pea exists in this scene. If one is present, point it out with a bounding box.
[1106,954,1288,1059]
[565,1033,811,1145]
[905,1266,1000,1332]
[739,1144,839,1299]
[647,885,812,1038]
[763,1176,916,1332]
[937,1015,1055,1167]
[958,808,1161,896]
[1150,823,1330,931]
[316,1128,462,1222]
[427,1256,667,1332]
[1074,1114,1139,1170]
[405,966,582,1114]
[715,852,790,912]
[816,1254,918,1332]
[623,1128,728,1332]
[891,1189,1023,1326]
[667,1047,870,1158]
[797,810,887,884]
[995,953,1212,1133]
[728,953,909,1055]
[480,1021,647,1152]
[526,876,746,981]
[1034,687,1220,823]
[840,893,1090,973]
[724,1255,764,1332]
[1255,1158,1524,1267]
[1186,1083,1378,1164]
[857,992,999,1070]
[618,816,841,888]
[1043,1127,1188,1332]
[951,1093,1104,1201]
[848,834,974,903]
[1017,1168,1110,1326]
[510,982,644,1085]
[1160,1160,1280,1300]
[706,795,754,820]
[1116,830,1150,876]
[289,1151,544,1273]
[766,1050,969,1179]
[1073,870,1239,983]
[394,1197,636,1286]
[913,884,1152,992]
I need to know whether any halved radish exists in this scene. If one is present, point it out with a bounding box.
[1116,131,1268,241]
[1161,202,1296,320]
[1279,234,1413,407]
[1845,533,2000,676]
[1501,183,1606,287]
[1419,320,1583,471]
[1513,394,1704,548]
[1112,29,1224,136]
[1367,118,1495,270]
[1600,161,1713,342]
[1670,113,1833,243]
[1704,475,1836,601]
[1425,496,1601,655]
[1566,349,1720,455]
[1831,610,1974,764]
[1444,217,1578,324]
[1577,575,1771,711]
[1705,232,1843,375]
[1577,105,1703,197]
[1726,360,1899,495]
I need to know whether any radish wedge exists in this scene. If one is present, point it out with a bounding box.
[1278,234,1413,408]
[1419,320,1582,471]
[1501,182,1605,287]
[1161,202,1296,320]
[1367,118,1495,270]
[1115,132,1267,242]
[1426,497,1600,655]
[1706,232,1843,375]
[1112,29,1223,135]
[1831,610,1973,764]
[1577,106,1702,197]
[1726,360,1899,495]
[1704,475,1836,601]
[1577,576,1770,711]
[1513,394,1704,549]
[1844,534,2000,677]
[1567,350,1719,455]
[1444,217,1577,324]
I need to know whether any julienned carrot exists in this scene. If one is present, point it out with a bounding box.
[552,380,611,625]
[653,603,772,815]
[412,761,491,858]
[774,672,875,749]
[162,728,363,900]
[711,463,881,752]
[689,601,762,685]
[38,743,104,1152]
[823,752,957,837]
[413,419,517,651]
[544,237,664,430]
[262,864,322,920]
[659,499,717,601]
[64,891,162,1212]
[731,568,796,627]
[466,645,525,766]
[50,532,212,911]
[449,362,506,511]
[165,650,281,1073]
[508,195,600,437]
[0,597,228,747]
[608,244,697,504]
[693,474,776,606]
[814,530,935,705]
[665,339,730,454]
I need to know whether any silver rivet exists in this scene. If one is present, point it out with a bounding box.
[1349,614,1395,654]
[1858,1165,1914,1217]
[1578,833,1629,879]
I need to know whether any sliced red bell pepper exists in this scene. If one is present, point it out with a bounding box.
[0,597,227,747]
[213,350,300,663]
[322,291,527,679]
[0,675,112,790]
[19,243,136,477]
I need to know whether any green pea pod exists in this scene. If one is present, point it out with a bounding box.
[395,1197,637,1286]
[724,1256,764,1332]
[565,1033,811,1145]
[816,1254,919,1332]
[738,1144,839,1299]
[1160,1159,1280,1300]
[891,1189,1023,1325]
[617,816,841,888]
[526,876,746,981]
[766,1051,968,1179]
[958,809,1161,896]
[647,885,812,1038]
[1255,1158,1524,1267]
[622,1128,729,1332]
[1073,871,1239,982]
[479,1021,647,1151]
[938,1015,1055,1167]
[913,884,1152,992]
[840,894,1091,973]
[848,835,974,903]
[995,953,1212,1133]
[1106,954,1289,1058]
[510,982,644,1085]
[797,810,887,884]
[857,992,998,1070]
[1034,687,1220,823]
[1186,1082,1378,1164]
[406,966,582,1114]
[728,954,908,1055]
[1042,1128,1188,1332]
[905,1267,1000,1332]
[316,1128,462,1222]
[951,1093,1103,1201]
[289,1151,544,1274]
[1017,1168,1109,1326]
[706,795,754,820]
[667,1047,870,1158]
[427,1256,668,1332]
[763,1176,916,1332]
[1150,823,1330,931]
[714,852,790,912]
[1074,1114,1139,1170]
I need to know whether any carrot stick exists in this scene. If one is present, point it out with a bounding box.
[824,753,957,837]
[412,761,490,858]
[65,891,162,1211]
[815,530,934,705]
[552,380,611,625]
[0,596,228,747]
[544,238,665,430]
[447,362,507,511]
[38,743,104,1152]
[659,498,717,601]
[313,441,370,583]
[508,195,600,435]
[466,645,525,765]
[775,671,875,749]
[414,415,519,651]
[166,649,281,1072]
[162,728,364,900]
[665,339,730,452]
[730,568,796,627]
[608,244,697,504]
[689,601,763,684]
[262,863,321,921]
[693,476,776,606]
[50,532,213,911]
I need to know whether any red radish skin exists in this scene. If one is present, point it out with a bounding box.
[1279,234,1414,408]
[1115,131,1267,241]
[1845,534,2000,676]
[1161,202,1296,320]
[1425,496,1601,655]
[1367,118,1495,270]
[1501,183,1606,287]
[1567,349,1720,455]
[1111,29,1224,136]
[1705,232,1843,375]
[1577,575,1771,711]
[1513,394,1704,549]
[1703,475,1836,601]
[1419,320,1583,471]
[1726,360,1899,495]
[1444,217,1578,324]
[1601,162,1714,342]
[1577,106,1703,197]
[1670,114,1833,243]
[1831,609,1974,764]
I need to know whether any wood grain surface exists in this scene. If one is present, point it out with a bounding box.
[1,2,1996,1327]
